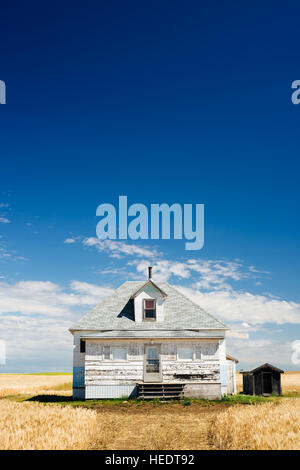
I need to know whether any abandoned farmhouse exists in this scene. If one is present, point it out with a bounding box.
[70,268,237,400]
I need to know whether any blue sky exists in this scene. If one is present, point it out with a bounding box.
[0,1,299,372]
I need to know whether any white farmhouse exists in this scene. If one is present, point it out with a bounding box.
[70,268,237,400]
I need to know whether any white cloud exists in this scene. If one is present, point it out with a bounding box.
[0,217,10,224]
[226,338,294,369]
[0,280,112,317]
[70,281,113,305]
[249,265,270,275]
[0,281,70,316]
[134,259,191,281]
[0,280,113,369]
[64,238,76,244]
[83,237,158,258]
[0,242,25,262]
[0,314,71,363]
[70,239,299,327]
[71,237,264,290]
[227,331,249,339]
[133,258,256,289]
[176,286,300,325]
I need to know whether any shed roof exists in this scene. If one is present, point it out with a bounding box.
[241,363,284,374]
[70,281,227,333]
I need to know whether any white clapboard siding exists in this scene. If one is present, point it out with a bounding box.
[85,384,137,399]
[84,339,221,386]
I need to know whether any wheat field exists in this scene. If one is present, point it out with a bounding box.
[212,398,300,450]
[0,372,299,450]
[0,399,98,450]
[0,374,72,397]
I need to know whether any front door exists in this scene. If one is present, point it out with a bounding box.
[144,345,161,382]
[262,372,272,394]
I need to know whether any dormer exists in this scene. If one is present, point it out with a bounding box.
[130,267,167,323]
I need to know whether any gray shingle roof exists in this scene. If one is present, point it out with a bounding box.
[71,281,227,332]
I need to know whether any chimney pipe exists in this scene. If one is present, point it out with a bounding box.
[148,266,152,279]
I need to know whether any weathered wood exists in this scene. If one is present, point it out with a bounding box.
[84,339,221,386]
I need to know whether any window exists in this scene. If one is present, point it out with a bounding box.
[195,346,201,359]
[178,346,193,360]
[80,340,86,353]
[143,299,156,320]
[201,343,218,359]
[111,347,127,361]
[103,346,110,360]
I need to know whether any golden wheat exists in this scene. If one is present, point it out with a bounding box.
[0,373,299,450]
[281,372,300,393]
[212,399,300,450]
[0,399,98,450]
[0,374,72,397]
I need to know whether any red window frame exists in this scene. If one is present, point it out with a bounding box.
[143,299,156,321]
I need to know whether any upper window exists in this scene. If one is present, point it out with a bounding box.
[80,339,86,353]
[143,299,156,321]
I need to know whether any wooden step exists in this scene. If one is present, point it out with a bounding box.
[138,395,180,400]
[137,383,184,400]
[139,387,183,391]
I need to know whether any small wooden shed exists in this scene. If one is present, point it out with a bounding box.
[241,363,284,396]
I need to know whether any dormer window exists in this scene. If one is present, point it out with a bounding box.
[143,299,156,321]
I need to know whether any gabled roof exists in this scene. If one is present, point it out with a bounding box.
[130,279,168,299]
[241,363,284,374]
[70,281,227,332]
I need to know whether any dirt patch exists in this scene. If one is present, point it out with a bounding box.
[91,402,227,450]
